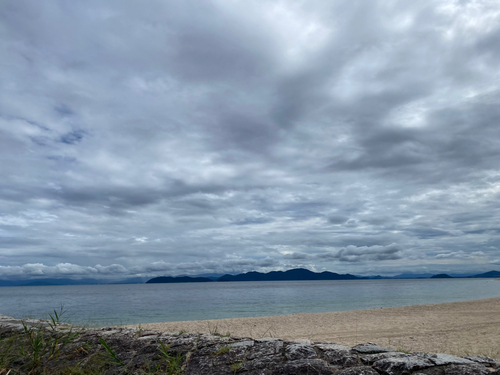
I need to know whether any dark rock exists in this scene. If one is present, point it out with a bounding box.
[425,353,476,366]
[243,369,275,375]
[285,343,318,361]
[413,369,445,375]
[248,338,283,360]
[353,343,396,354]
[373,354,434,374]
[336,366,380,375]
[241,354,284,372]
[273,359,336,375]
[242,339,284,371]
[464,355,500,368]
[196,333,233,348]
[315,343,360,367]
[360,351,407,365]
[443,363,490,375]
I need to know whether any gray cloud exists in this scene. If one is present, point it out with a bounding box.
[1,0,500,279]
[328,216,349,225]
[316,244,403,263]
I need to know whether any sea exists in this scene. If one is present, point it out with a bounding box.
[1,278,499,327]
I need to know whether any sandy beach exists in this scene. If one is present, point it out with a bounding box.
[130,297,500,359]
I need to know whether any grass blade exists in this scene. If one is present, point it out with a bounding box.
[99,337,125,367]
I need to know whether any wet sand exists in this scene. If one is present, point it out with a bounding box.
[129,297,500,358]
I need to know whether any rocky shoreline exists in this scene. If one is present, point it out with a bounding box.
[1,314,499,375]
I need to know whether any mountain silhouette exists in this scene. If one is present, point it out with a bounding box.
[146,276,213,284]
[430,274,453,278]
[217,268,359,282]
[470,270,500,278]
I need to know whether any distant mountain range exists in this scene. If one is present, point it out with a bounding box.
[0,278,103,287]
[217,268,359,282]
[2,269,499,287]
[0,277,150,287]
[470,270,500,278]
[145,268,500,284]
[146,268,359,284]
[429,270,500,279]
[430,274,453,279]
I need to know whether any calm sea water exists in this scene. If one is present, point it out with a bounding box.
[1,279,499,327]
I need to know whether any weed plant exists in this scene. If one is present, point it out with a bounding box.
[0,308,82,374]
[0,309,186,374]
[211,345,231,357]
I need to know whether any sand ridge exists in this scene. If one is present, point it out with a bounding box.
[129,297,500,359]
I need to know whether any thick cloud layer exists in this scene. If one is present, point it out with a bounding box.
[1,0,500,279]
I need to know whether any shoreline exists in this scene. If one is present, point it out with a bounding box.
[128,297,500,359]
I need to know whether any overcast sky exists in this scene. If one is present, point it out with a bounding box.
[1,0,500,280]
